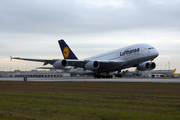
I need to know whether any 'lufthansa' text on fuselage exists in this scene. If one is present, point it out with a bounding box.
[120,48,140,56]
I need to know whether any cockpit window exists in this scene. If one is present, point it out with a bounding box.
[148,47,154,50]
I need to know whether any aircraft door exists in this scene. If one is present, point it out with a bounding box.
[140,48,145,56]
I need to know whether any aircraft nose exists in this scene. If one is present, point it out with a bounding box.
[154,49,159,57]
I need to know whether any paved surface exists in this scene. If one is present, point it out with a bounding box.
[0,77,180,83]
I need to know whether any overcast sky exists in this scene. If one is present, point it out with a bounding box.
[1,0,180,72]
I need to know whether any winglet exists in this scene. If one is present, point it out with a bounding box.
[10,56,20,61]
[58,39,78,59]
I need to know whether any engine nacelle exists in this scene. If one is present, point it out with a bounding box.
[53,59,68,69]
[137,62,150,71]
[149,62,156,70]
[85,61,100,70]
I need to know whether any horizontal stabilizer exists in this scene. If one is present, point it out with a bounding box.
[37,67,56,69]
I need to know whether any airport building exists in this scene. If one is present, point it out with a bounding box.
[141,70,173,78]
[0,70,70,78]
[0,69,174,78]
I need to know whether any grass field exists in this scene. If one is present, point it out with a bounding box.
[0,81,180,120]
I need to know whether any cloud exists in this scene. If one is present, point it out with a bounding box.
[1,0,180,35]
[0,0,180,72]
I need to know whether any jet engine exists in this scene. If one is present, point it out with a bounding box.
[137,62,156,71]
[53,59,68,69]
[85,61,100,70]
[149,62,156,70]
[137,62,150,71]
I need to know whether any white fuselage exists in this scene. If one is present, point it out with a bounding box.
[64,44,159,74]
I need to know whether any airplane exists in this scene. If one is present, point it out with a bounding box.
[11,39,159,78]
[173,68,180,77]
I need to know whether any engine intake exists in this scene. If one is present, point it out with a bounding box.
[149,62,156,70]
[137,62,156,71]
[53,59,68,69]
[137,62,150,71]
[85,61,100,70]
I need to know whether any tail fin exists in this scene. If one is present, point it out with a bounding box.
[58,39,78,59]
[173,68,176,74]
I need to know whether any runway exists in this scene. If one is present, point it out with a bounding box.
[0,77,180,83]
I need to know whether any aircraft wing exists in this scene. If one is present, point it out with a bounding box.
[65,59,124,68]
[10,56,58,65]
[37,66,72,70]
[65,59,86,68]
[11,56,124,70]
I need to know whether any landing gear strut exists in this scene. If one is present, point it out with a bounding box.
[115,71,122,78]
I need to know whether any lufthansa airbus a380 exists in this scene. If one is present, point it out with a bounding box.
[11,39,159,78]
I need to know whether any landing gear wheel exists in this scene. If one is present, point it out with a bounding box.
[115,74,122,78]
[93,74,113,79]
[115,71,122,78]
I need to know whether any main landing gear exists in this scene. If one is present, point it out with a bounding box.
[115,74,122,78]
[93,71,122,79]
[115,71,122,78]
[93,74,113,79]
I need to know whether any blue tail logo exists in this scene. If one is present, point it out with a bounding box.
[58,39,78,59]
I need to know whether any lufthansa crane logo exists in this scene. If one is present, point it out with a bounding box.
[63,47,69,59]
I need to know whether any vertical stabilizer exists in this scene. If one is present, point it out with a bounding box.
[173,68,176,74]
[58,39,78,59]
